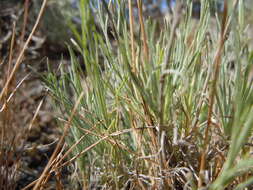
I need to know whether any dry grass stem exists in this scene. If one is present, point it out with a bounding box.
[31,92,84,189]
[0,0,48,102]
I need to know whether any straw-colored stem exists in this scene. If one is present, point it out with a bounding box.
[31,92,84,190]
[198,1,229,187]
[128,0,136,73]
[137,0,149,62]
[0,0,48,103]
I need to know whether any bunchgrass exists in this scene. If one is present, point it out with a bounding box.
[43,0,253,189]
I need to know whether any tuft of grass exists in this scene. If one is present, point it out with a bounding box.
[43,0,253,189]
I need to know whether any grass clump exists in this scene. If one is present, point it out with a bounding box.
[43,0,253,189]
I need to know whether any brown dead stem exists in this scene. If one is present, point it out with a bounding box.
[29,92,84,190]
[0,0,47,103]
[137,0,149,63]
[198,0,235,187]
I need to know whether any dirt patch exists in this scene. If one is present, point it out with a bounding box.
[0,1,75,189]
